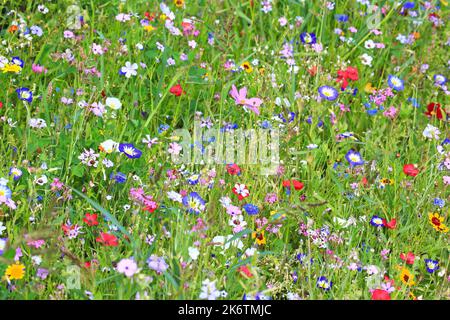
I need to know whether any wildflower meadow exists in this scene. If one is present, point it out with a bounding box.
[0,0,449,301]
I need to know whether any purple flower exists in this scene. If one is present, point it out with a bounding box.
[37,268,49,280]
[147,255,168,273]
[0,238,7,255]
[14,247,22,261]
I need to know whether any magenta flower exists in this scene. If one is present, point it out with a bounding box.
[32,64,47,74]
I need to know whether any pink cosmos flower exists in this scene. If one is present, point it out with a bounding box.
[229,85,262,115]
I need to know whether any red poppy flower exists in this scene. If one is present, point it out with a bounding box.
[144,12,155,21]
[0,101,3,108]
[226,164,241,175]
[400,252,415,265]
[424,102,443,120]
[169,84,185,96]
[403,164,419,177]
[96,232,119,246]
[237,265,253,278]
[143,203,158,213]
[83,213,99,226]
[361,176,369,187]
[282,179,304,191]
[383,218,397,229]
[337,66,359,89]
[371,289,391,300]
[308,66,318,76]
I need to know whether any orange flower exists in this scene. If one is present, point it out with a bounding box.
[8,25,18,33]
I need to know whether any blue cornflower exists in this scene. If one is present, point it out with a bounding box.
[403,2,415,9]
[158,124,170,133]
[433,198,445,208]
[243,203,259,215]
[110,172,127,183]
[335,14,349,22]
[407,97,420,107]
[260,120,272,129]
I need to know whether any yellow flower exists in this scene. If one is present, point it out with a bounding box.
[380,178,394,185]
[144,25,156,32]
[5,262,25,280]
[160,14,167,21]
[252,230,266,245]
[174,0,185,7]
[364,83,376,94]
[399,267,415,286]
[1,64,22,73]
[259,67,265,75]
[241,61,253,73]
[428,212,449,233]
